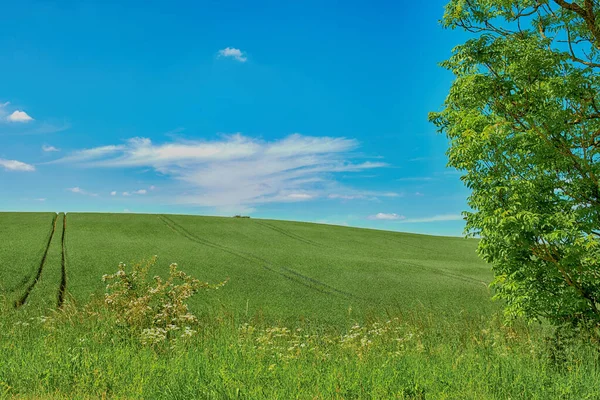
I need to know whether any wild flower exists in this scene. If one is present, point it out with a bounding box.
[102,256,227,346]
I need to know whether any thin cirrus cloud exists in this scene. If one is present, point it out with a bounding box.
[399,214,464,223]
[111,188,152,196]
[67,187,98,197]
[397,177,434,182]
[368,213,464,223]
[328,192,400,201]
[217,47,247,62]
[0,158,35,172]
[42,144,60,152]
[53,133,389,212]
[368,213,405,221]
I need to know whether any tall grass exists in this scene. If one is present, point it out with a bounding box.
[1,262,600,399]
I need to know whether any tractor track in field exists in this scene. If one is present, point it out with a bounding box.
[57,214,67,308]
[399,259,488,287]
[159,215,359,300]
[380,236,440,253]
[14,213,58,308]
[253,220,323,247]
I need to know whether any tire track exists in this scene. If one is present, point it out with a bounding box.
[5,214,58,294]
[279,266,358,299]
[57,213,67,308]
[159,215,358,300]
[253,220,323,247]
[398,259,488,287]
[14,213,58,308]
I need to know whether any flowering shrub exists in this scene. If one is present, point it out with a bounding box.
[102,256,227,346]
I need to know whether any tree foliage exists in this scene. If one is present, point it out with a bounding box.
[431,0,600,328]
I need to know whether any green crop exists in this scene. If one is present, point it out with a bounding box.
[0,212,56,305]
[58,212,495,326]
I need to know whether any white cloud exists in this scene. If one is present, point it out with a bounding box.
[42,145,60,152]
[0,158,35,172]
[35,198,46,202]
[368,213,405,221]
[48,145,124,164]
[328,191,400,201]
[285,193,314,200]
[218,47,247,62]
[122,192,131,196]
[328,194,367,200]
[397,177,433,182]
[55,133,388,211]
[110,191,117,196]
[7,110,34,123]
[67,187,98,196]
[134,189,147,195]
[442,169,462,175]
[315,219,350,227]
[415,192,424,196]
[149,185,156,190]
[399,214,464,223]
[42,144,60,152]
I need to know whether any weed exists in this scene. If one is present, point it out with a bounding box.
[102,256,227,346]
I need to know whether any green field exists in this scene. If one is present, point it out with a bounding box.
[0,212,493,323]
[2,212,599,398]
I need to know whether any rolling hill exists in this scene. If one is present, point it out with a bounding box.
[0,212,495,324]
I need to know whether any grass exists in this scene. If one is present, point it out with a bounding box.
[62,212,495,326]
[0,212,56,305]
[1,300,599,399]
[26,213,65,311]
[1,211,598,398]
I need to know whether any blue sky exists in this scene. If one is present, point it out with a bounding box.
[0,0,472,236]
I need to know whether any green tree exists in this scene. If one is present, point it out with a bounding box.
[431,0,600,329]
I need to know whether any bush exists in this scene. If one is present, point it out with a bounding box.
[101,256,227,346]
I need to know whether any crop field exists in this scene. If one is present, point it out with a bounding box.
[0,212,494,324]
[0,212,57,306]
[2,212,598,399]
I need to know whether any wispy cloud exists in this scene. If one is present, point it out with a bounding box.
[0,158,35,172]
[218,47,247,62]
[112,186,153,197]
[399,214,463,223]
[368,213,405,221]
[328,191,400,201]
[49,145,124,164]
[328,194,367,200]
[67,187,98,196]
[42,144,60,152]
[55,133,388,211]
[397,177,434,182]
[442,169,462,175]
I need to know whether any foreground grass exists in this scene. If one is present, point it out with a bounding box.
[1,300,599,399]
